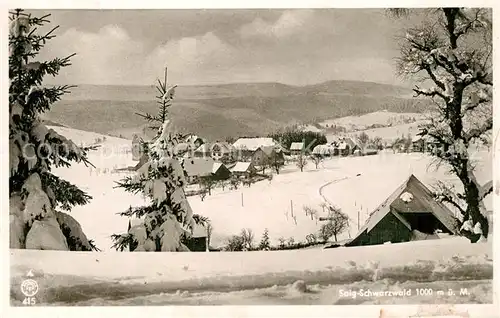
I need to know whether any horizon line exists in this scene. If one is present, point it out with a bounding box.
[43,79,413,89]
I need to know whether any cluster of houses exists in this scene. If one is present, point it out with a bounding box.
[131,133,386,185]
[410,135,448,154]
[312,136,379,157]
[133,135,291,184]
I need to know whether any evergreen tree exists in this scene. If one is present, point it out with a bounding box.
[9,9,97,250]
[111,69,202,252]
[258,228,270,250]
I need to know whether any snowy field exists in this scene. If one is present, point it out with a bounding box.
[326,122,423,144]
[10,126,495,306]
[319,111,426,131]
[10,237,493,305]
[46,126,493,251]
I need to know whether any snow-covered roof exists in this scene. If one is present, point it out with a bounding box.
[212,162,226,174]
[256,146,276,157]
[290,142,304,150]
[231,161,253,173]
[182,157,215,177]
[312,144,335,154]
[337,141,348,150]
[348,174,457,246]
[195,142,234,153]
[233,138,277,151]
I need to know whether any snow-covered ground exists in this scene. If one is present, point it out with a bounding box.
[320,111,426,131]
[326,122,423,144]
[10,237,493,305]
[46,126,493,251]
[9,126,495,306]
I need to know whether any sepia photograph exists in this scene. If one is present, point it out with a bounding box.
[6,3,496,312]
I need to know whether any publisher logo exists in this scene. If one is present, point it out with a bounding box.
[21,278,39,297]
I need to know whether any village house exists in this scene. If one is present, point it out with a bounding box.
[343,137,361,154]
[232,137,282,160]
[193,142,236,163]
[211,162,232,180]
[289,141,305,155]
[411,135,426,152]
[230,161,257,179]
[411,135,447,155]
[251,146,285,170]
[312,144,336,157]
[331,136,361,156]
[337,140,350,156]
[345,174,457,247]
[361,144,379,156]
[181,157,231,184]
[185,134,205,149]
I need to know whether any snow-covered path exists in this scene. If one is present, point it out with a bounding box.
[318,176,359,229]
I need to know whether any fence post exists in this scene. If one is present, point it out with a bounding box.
[357,210,360,230]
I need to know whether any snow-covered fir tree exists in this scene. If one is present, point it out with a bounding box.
[112,70,205,252]
[258,228,271,250]
[9,9,98,251]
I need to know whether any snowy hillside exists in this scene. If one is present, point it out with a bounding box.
[319,111,426,131]
[336,122,423,143]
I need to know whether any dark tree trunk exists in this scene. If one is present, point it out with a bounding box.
[457,159,489,240]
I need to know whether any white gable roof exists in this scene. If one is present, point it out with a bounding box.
[212,162,223,174]
[312,144,335,154]
[231,161,253,172]
[233,138,277,151]
[348,174,457,245]
[290,142,304,150]
[182,157,215,177]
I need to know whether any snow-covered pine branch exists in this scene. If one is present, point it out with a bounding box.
[9,9,96,251]
[40,173,92,211]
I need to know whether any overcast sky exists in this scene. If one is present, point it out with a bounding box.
[32,9,422,87]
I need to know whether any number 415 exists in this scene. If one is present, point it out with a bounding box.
[23,297,36,305]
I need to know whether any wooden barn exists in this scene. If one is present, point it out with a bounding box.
[346,174,458,247]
